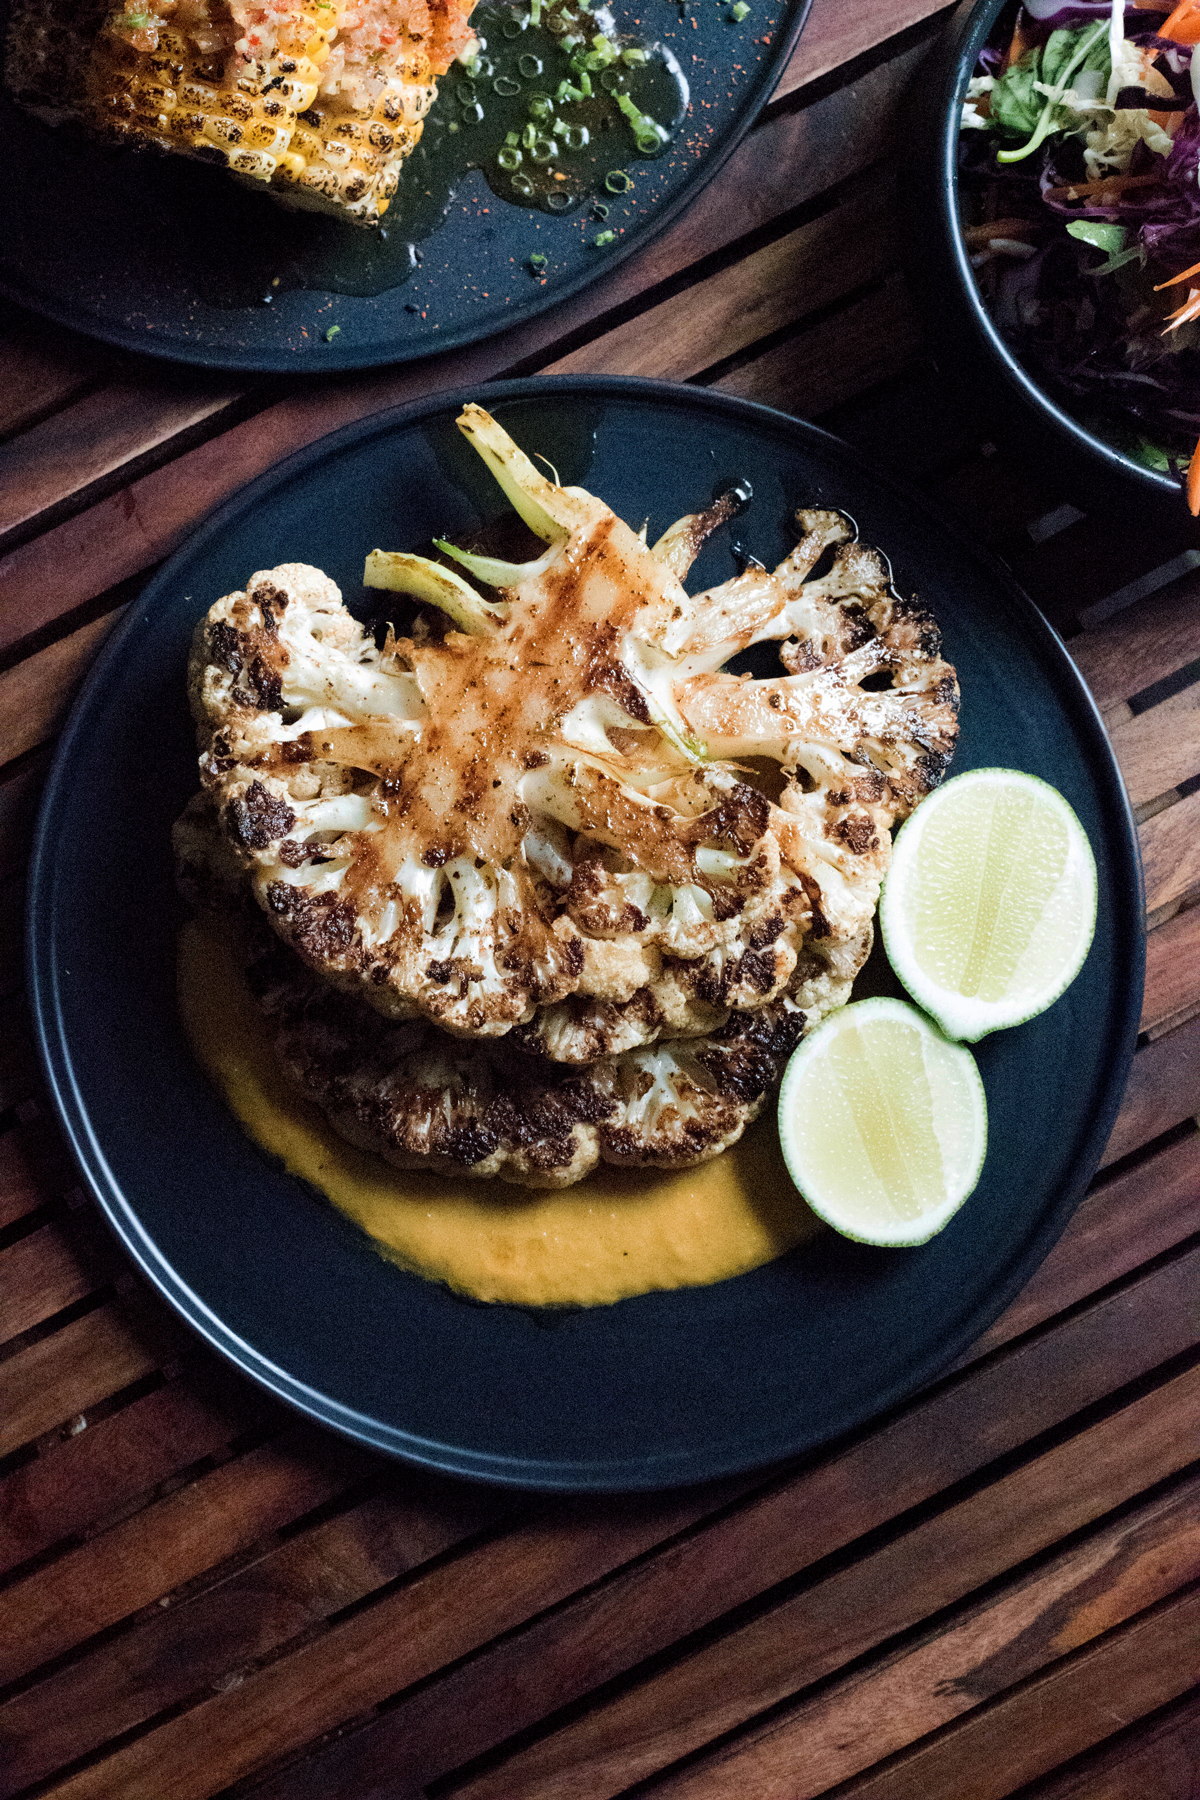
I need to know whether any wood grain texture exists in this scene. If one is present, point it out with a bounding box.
[0,316,98,440]
[1070,579,1200,712]
[773,0,956,98]
[1110,678,1200,809]
[645,1474,1200,1800]
[1141,788,1200,919]
[0,1306,160,1459]
[0,1474,505,1794]
[1100,1012,1200,1168]
[0,1375,261,1577]
[1143,905,1200,1036]
[1020,1685,1200,1799]
[816,1582,1200,1800]
[0,1219,97,1343]
[226,1246,1200,1800]
[712,272,922,411]
[0,378,241,543]
[0,611,121,770]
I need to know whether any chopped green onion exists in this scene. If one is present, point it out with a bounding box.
[604,168,632,192]
[498,145,523,169]
[323,324,341,342]
[594,228,615,245]
[518,51,542,75]
[493,73,521,95]
[511,171,535,194]
[530,133,555,161]
[461,101,485,123]
[505,128,521,145]
[562,123,589,148]
[528,250,548,270]
[599,67,624,90]
[501,12,525,35]
[546,189,575,209]
[729,2,750,20]
[592,199,609,217]
[621,45,648,62]
[529,0,542,23]
[616,90,667,151]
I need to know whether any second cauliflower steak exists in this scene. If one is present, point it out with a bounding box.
[188,405,959,1064]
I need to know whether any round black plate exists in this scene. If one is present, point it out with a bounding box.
[0,0,808,372]
[28,378,1144,1491]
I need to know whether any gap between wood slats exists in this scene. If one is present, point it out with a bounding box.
[1141,787,1200,922]
[0,1130,42,1231]
[0,311,99,443]
[1143,903,1200,1038]
[254,1352,1200,1800]
[0,29,947,661]
[808,1582,1200,1800]
[46,1243,1200,1800]
[0,1307,161,1462]
[0,612,122,773]
[1109,674,1200,811]
[637,1474,1200,1800]
[772,0,956,99]
[1017,1682,1200,1799]
[0,1220,98,1345]
[1069,577,1200,714]
[6,1130,1197,1800]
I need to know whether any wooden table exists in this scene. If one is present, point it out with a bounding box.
[3,2,1200,1795]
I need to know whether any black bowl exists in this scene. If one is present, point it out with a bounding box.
[914,0,1189,523]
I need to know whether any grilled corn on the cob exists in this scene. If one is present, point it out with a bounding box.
[5,0,479,223]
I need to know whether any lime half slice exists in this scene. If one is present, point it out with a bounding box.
[880,768,1097,1044]
[778,998,987,1247]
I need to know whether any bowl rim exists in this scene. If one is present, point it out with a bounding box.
[935,0,1181,502]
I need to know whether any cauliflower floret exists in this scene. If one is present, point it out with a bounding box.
[186,406,958,1060]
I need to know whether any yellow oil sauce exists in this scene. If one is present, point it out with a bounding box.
[178,919,819,1307]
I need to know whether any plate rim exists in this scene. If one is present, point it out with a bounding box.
[0,0,813,374]
[26,374,1147,1490]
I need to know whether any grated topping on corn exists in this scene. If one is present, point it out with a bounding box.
[5,0,479,223]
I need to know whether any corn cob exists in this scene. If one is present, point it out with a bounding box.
[6,0,478,224]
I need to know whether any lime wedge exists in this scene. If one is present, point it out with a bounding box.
[778,998,987,1247]
[880,768,1097,1043]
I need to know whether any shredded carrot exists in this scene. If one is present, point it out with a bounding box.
[1001,13,1033,71]
[1042,173,1162,202]
[963,218,1039,247]
[1187,436,1200,516]
[1155,257,1200,289]
[1160,0,1200,42]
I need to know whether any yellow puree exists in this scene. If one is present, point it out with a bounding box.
[178,919,817,1307]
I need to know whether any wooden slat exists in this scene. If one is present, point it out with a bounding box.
[0,1428,375,1688]
[547,181,901,383]
[1141,789,1200,920]
[0,319,98,441]
[644,1474,1200,1800]
[0,751,47,865]
[0,874,22,999]
[1110,679,1200,809]
[0,35,937,660]
[773,0,956,100]
[969,1127,1200,1359]
[0,1474,505,1795]
[173,1245,1200,1800]
[0,1129,43,1230]
[0,611,121,772]
[0,1306,160,1460]
[712,273,922,412]
[0,1375,262,1577]
[1020,1685,1200,1799]
[1071,579,1200,713]
[0,379,242,543]
[1101,1012,1200,1168]
[0,1220,96,1343]
[817,1584,1200,1800]
[1143,905,1200,1037]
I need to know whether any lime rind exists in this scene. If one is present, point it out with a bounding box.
[880,768,1098,1044]
[777,997,988,1248]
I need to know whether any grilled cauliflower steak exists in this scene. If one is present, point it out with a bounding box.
[188,405,958,1062]
[242,915,846,1188]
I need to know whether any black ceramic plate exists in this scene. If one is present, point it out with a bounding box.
[0,0,808,372]
[28,378,1143,1492]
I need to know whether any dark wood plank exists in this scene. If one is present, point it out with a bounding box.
[190,1245,1200,1800]
[643,1475,1200,1800]
[1070,579,1200,713]
[1019,1685,1200,1799]
[1141,790,1200,921]
[0,1220,97,1343]
[0,1428,375,1688]
[1100,1012,1200,1169]
[548,180,902,382]
[0,875,22,1000]
[0,1474,505,1795]
[812,1584,1200,1800]
[773,0,956,100]
[0,752,47,866]
[1110,677,1200,810]
[0,1306,160,1459]
[0,1375,262,1577]
[1143,906,1200,1037]
[712,272,921,411]
[0,318,98,440]
[0,379,242,543]
[0,611,122,771]
[0,1129,43,1230]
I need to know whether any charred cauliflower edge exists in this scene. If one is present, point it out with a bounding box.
[184,405,959,1076]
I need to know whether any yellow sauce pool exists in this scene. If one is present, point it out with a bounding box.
[178,919,818,1306]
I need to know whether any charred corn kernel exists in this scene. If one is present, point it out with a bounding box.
[7,0,474,225]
